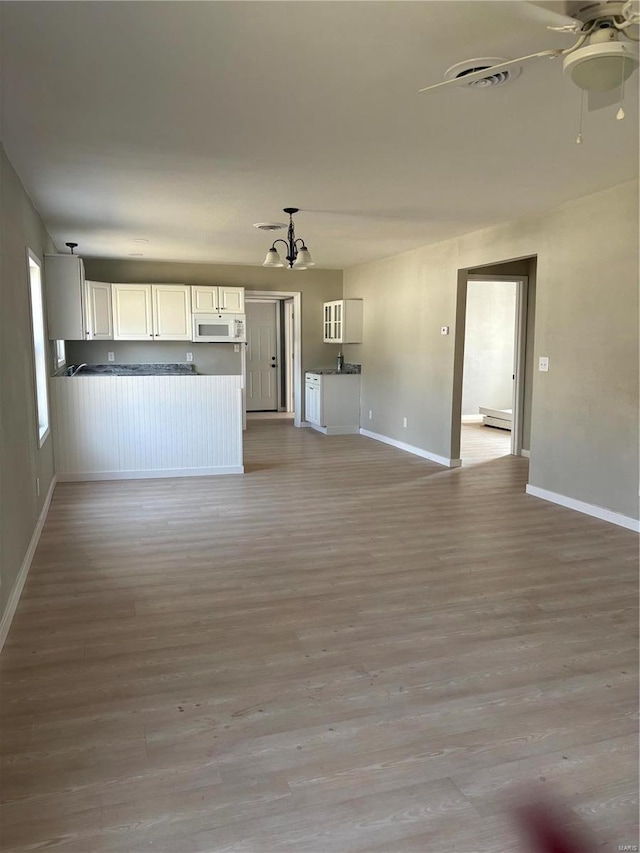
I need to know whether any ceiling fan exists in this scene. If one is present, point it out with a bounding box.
[419,1,639,112]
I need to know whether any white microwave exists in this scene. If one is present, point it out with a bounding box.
[192,313,246,343]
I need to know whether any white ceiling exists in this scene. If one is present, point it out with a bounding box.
[1,1,638,269]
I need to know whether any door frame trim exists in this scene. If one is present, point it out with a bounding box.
[456,274,528,459]
[244,290,302,427]
[244,298,282,413]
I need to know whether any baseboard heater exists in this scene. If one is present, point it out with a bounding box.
[479,406,512,431]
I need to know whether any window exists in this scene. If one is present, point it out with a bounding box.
[28,251,50,446]
[54,339,66,369]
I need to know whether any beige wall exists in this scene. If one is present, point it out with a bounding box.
[462,280,517,416]
[65,341,240,375]
[0,144,56,624]
[344,181,639,520]
[83,259,343,376]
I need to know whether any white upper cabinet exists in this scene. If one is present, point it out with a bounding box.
[113,284,191,340]
[45,254,86,340]
[323,299,363,344]
[218,286,244,313]
[112,284,153,340]
[192,286,244,315]
[152,285,192,340]
[85,280,113,340]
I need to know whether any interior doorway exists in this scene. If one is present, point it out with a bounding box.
[243,291,301,427]
[245,301,280,412]
[457,274,528,466]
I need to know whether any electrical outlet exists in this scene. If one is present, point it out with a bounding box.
[36,477,40,497]
[186,352,193,362]
[368,410,372,420]
[538,356,549,372]
[107,352,115,362]
[440,326,449,335]
[234,344,240,353]
[403,417,408,428]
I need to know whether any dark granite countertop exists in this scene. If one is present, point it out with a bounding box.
[55,363,198,377]
[306,363,361,375]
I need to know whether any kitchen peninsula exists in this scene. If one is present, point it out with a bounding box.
[51,365,243,480]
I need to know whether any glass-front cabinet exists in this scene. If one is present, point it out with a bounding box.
[323,299,363,344]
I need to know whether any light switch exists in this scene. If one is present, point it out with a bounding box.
[234,344,240,352]
[538,356,549,372]
[440,326,449,336]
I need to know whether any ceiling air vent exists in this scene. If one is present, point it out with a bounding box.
[444,57,522,89]
[253,222,287,231]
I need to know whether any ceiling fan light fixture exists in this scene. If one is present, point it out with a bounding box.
[262,247,284,268]
[260,208,314,270]
[563,41,639,90]
[294,246,314,268]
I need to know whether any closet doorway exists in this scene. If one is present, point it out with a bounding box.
[457,274,528,465]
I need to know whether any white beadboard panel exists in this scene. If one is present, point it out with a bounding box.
[51,376,243,477]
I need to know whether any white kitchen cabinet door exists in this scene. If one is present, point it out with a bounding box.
[85,281,113,340]
[218,286,245,313]
[305,383,322,425]
[112,284,153,340]
[192,286,245,314]
[152,285,192,340]
[192,286,218,314]
[45,254,86,340]
[322,299,363,344]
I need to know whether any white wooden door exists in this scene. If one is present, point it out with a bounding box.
[112,284,153,340]
[152,285,191,340]
[85,281,113,340]
[246,301,278,411]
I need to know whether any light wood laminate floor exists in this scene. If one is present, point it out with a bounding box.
[460,421,512,466]
[1,420,638,852]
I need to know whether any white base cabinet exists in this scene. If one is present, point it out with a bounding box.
[305,372,361,435]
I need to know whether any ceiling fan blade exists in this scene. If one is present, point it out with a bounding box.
[418,50,562,94]
[518,1,580,30]
[587,86,622,111]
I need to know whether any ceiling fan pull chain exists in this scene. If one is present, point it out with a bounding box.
[576,90,585,144]
[616,58,627,120]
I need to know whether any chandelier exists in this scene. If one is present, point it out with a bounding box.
[262,208,315,270]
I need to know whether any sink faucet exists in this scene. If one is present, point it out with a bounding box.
[67,363,87,376]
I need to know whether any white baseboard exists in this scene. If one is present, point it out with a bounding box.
[526,484,639,532]
[461,414,483,423]
[56,466,244,482]
[359,428,460,469]
[521,449,530,458]
[0,475,57,652]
